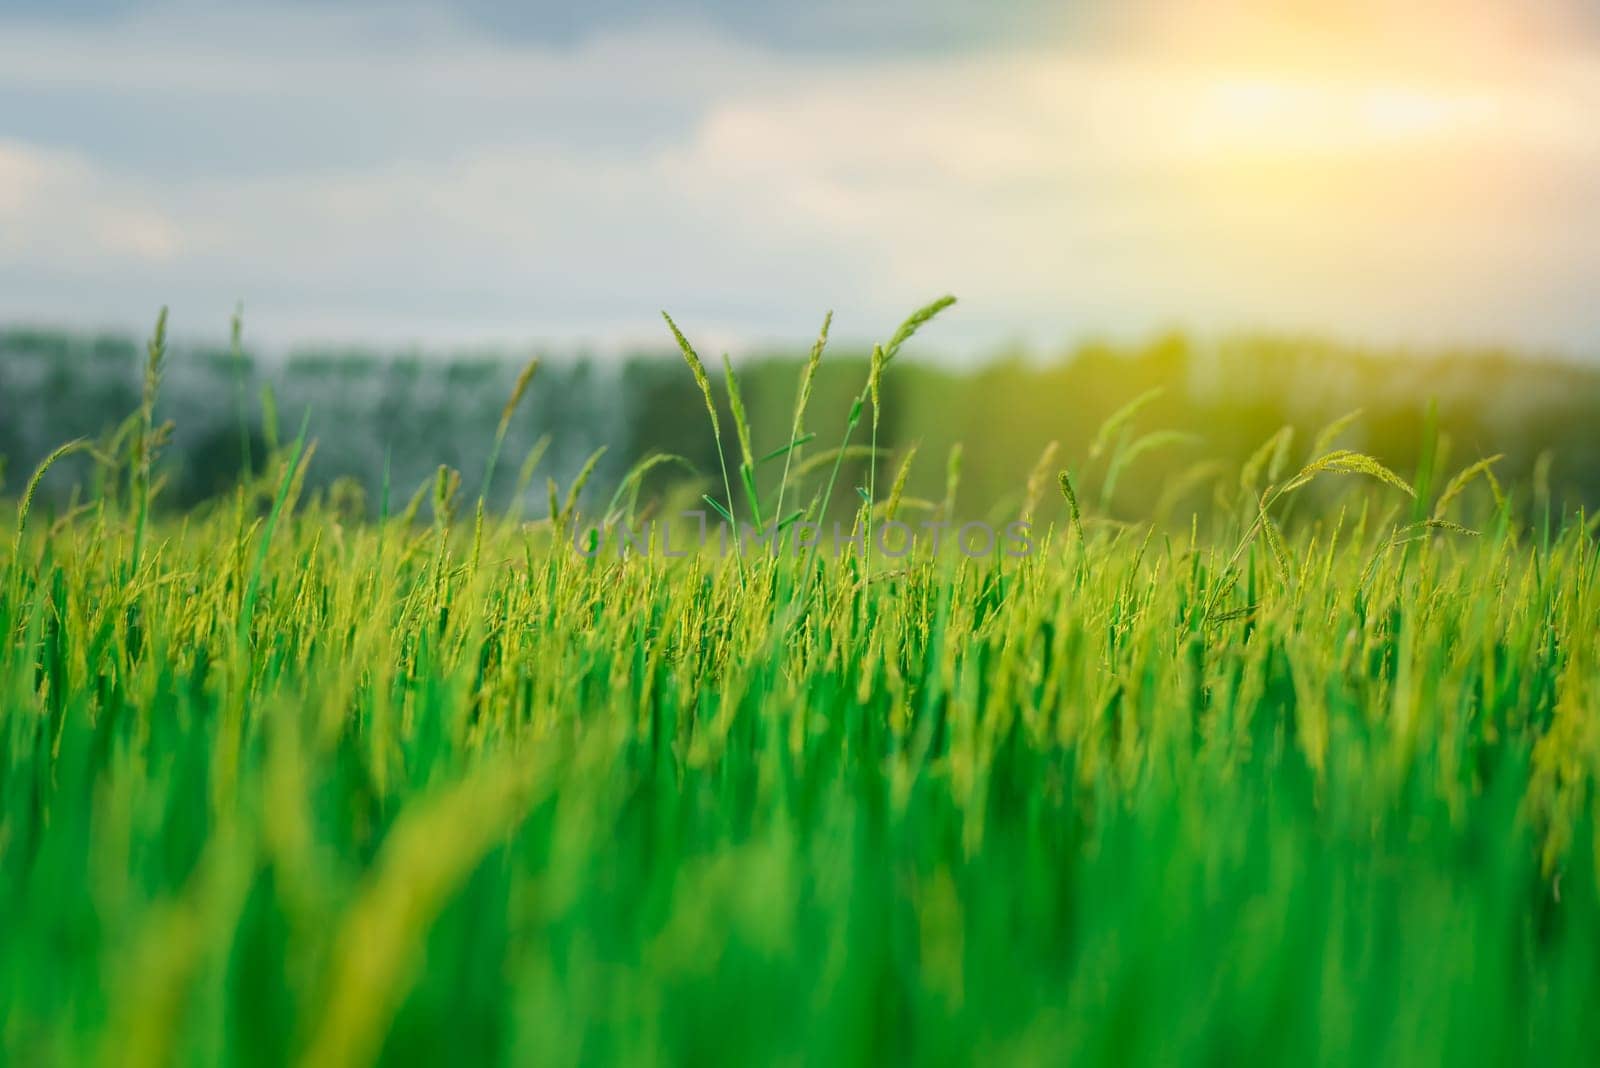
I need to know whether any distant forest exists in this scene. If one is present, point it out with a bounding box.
[5,326,1599,525]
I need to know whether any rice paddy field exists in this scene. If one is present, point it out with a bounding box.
[4,304,1600,1065]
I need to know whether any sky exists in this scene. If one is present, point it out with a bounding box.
[2,0,1599,357]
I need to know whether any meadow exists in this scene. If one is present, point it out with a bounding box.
[3,301,1599,1065]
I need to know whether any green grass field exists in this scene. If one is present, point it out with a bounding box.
[4,304,1599,1065]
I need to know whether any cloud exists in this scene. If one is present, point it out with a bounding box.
[0,0,1092,57]
[1,3,1599,354]
[0,140,181,265]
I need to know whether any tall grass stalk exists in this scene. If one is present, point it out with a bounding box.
[663,312,742,575]
[773,311,831,551]
[129,306,167,576]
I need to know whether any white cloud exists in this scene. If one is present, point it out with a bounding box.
[0,140,182,265]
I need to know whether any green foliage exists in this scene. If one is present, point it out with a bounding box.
[2,306,1600,1067]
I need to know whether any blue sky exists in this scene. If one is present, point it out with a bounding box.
[2,1,1598,356]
